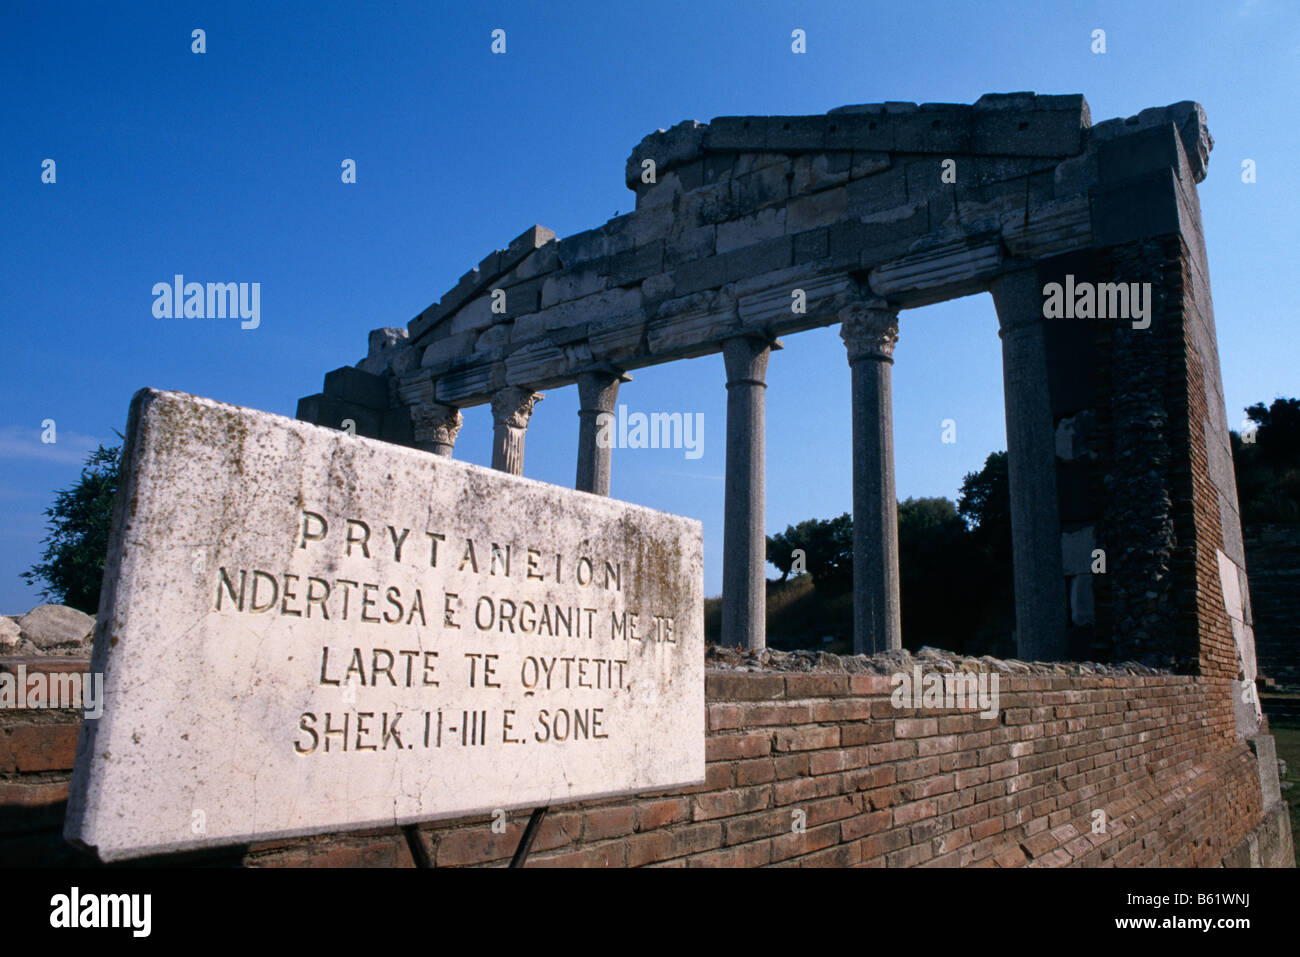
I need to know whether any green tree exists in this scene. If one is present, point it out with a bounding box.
[765,513,853,592]
[21,443,121,614]
[957,451,1010,535]
[1233,397,1300,524]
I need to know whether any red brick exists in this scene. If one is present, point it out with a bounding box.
[0,723,80,772]
[773,726,840,752]
[626,830,675,867]
[734,758,776,786]
[687,840,773,868]
[841,723,893,746]
[810,698,874,721]
[531,842,626,867]
[708,703,744,731]
[773,773,842,806]
[771,822,840,862]
[705,673,785,701]
[693,787,771,821]
[583,806,635,841]
[849,675,895,695]
[893,797,938,826]
[706,731,771,762]
[808,746,867,775]
[723,809,791,845]
[636,797,693,831]
[894,718,939,738]
[841,809,891,841]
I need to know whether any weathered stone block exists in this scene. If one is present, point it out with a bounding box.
[903,159,956,204]
[512,241,562,281]
[850,151,891,179]
[1090,169,1182,247]
[717,207,787,254]
[703,153,735,185]
[825,113,894,152]
[1097,122,1185,186]
[764,116,826,151]
[1089,101,1210,183]
[972,110,1085,157]
[702,116,767,152]
[606,242,665,285]
[542,269,608,309]
[421,330,479,370]
[845,166,907,217]
[730,163,791,215]
[676,183,737,229]
[670,248,733,297]
[790,153,851,194]
[295,394,383,437]
[556,226,612,269]
[17,605,93,650]
[784,187,847,233]
[588,314,646,364]
[893,109,973,153]
[65,389,704,862]
[723,236,793,286]
[625,119,706,188]
[323,366,389,411]
[793,228,829,264]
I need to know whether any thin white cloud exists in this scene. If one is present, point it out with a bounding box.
[0,426,107,465]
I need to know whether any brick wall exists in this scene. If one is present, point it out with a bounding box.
[3,661,1281,867]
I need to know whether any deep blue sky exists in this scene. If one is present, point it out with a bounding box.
[3,0,1297,612]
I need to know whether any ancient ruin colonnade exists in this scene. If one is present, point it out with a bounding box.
[301,93,1261,716]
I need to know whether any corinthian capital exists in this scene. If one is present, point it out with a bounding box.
[839,301,900,363]
[410,402,463,454]
[491,387,543,431]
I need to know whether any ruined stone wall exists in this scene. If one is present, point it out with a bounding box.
[4,659,1288,867]
[1246,524,1300,690]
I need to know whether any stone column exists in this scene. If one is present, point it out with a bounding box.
[490,387,543,475]
[721,334,777,652]
[575,367,629,496]
[839,301,902,654]
[990,269,1067,661]
[409,401,462,457]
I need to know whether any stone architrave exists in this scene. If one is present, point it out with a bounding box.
[64,389,704,862]
[490,387,543,475]
[839,301,902,654]
[410,401,462,457]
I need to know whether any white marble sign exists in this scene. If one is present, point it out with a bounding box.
[65,389,704,861]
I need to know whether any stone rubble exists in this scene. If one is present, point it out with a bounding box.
[2,604,95,656]
[705,642,1170,677]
